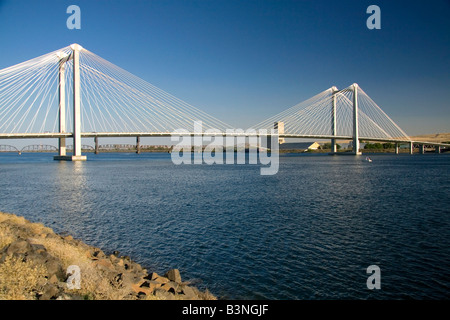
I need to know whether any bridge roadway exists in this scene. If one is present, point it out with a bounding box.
[0,132,449,148]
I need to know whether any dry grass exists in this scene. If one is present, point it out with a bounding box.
[0,256,47,300]
[0,224,15,250]
[410,132,450,143]
[198,289,217,300]
[0,211,134,300]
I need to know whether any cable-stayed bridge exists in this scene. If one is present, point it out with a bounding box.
[0,44,448,160]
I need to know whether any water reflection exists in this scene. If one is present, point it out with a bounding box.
[53,160,91,234]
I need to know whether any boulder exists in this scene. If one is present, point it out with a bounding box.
[112,273,124,286]
[146,280,162,292]
[39,284,60,300]
[154,288,175,300]
[153,276,170,284]
[48,274,59,285]
[5,239,32,256]
[165,269,181,283]
[91,249,106,259]
[44,257,65,280]
[30,243,47,254]
[117,258,124,267]
[180,285,200,300]
[94,258,115,271]
[130,280,158,296]
[146,272,160,280]
[160,281,179,294]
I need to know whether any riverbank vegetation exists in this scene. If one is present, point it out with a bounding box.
[0,211,216,300]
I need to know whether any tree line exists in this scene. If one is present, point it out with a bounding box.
[363,142,396,149]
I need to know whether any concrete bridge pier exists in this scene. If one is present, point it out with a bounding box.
[395,143,399,155]
[409,141,414,155]
[435,146,441,154]
[136,136,141,154]
[94,137,99,154]
[419,144,425,154]
[266,122,284,150]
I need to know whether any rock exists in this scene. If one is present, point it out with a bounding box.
[90,249,106,260]
[36,276,48,289]
[112,273,124,286]
[137,292,147,299]
[165,269,181,283]
[45,257,64,279]
[122,269,145,286]
[24,247,65,280]
[145,280,162,292]
[133,262,142,272]
[154,288,176,300]
[0,212,217,301]
[132,280,157,296]
[109,254,118,262]
[153,276,170,284]
[94,258,115,271]
[56,293,78,300]
[146,272,160,280]
[30,243,47,254]
[5,239,32,256]
[48,274,59,284]
[131,282,145,295]
[180,285,200,300]
[3,238,65,280]
[160,281,179,294]
[39,284,60,300]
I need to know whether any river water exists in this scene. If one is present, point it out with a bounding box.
[0,152,449,299]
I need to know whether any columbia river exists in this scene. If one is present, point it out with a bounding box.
[0,152,449,299]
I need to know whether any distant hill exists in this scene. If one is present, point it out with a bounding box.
[409,133,450,143]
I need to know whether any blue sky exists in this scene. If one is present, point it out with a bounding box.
[0,0,449,135]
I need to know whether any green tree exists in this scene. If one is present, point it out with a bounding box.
[320,142,341,150]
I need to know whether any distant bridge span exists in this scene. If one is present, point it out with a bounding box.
[1,132,448,150]
[0,145,20,153]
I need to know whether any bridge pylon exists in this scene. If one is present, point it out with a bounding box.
[330,86,338,153]
[352,83,362,155]
[54,44,86,161]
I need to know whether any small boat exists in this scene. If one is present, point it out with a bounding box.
[365,156,372,162]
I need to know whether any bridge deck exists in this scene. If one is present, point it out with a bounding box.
[0,132,449,147]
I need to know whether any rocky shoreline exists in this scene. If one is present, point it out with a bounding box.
[0,211,216,300]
